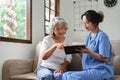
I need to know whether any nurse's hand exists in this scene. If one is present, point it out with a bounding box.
[76,47,91,53]
[78,47,109,62]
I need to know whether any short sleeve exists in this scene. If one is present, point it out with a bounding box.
[39,36,51,57]
[99,33,111,58]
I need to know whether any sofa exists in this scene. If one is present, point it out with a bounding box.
[2,40,120,80]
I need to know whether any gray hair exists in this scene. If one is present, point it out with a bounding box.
[49,17,68,35]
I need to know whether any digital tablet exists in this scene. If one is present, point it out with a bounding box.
[64,45,86,54]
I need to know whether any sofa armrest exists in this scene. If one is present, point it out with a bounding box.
[2,59,34,80]
[113,55,120,75]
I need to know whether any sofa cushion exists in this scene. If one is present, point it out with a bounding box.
[112,40,120,56]
[111,40,120,75]
[113,55,120,75]
[67,54,82,71]
[10,72,38,80]
[5,59,33,76]
[33,41,42,72]
[114,75,120,80]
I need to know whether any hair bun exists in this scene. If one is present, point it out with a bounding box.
[97,11,104,23]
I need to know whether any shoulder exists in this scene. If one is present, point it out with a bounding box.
[42,35,52,41]
[41,35,53,44]
[41,35,54,47]
[98,30,109,39]
[98,30,110,42]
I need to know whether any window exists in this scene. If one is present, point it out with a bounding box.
[0,0,32,43]
[44,0,59,35]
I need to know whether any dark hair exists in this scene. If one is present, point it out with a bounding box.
[81,10,104,26]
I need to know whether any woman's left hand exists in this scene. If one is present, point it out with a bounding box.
[53,68,64,74]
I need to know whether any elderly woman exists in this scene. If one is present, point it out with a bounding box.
[37,17,72,80]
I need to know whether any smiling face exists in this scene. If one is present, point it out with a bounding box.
[53,23,66,38]
[82,15,96,32]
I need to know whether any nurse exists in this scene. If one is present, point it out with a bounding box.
[61,10,114,80]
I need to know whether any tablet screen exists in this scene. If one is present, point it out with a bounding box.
[64,45,86,54]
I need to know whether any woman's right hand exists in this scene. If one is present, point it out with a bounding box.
[54,43,64,50]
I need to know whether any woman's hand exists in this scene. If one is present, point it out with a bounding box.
[54,43,64,50]
[76,47,90,53]
[76,47,109,62]
[53,68,64,74]
[54,60,69,74]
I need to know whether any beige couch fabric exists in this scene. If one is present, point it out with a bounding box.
[110,40,120,80]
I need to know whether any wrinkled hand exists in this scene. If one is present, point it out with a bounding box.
[55,43,64,50]
[53,68,64,74]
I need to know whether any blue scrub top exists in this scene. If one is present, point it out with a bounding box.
[82,30,114,75]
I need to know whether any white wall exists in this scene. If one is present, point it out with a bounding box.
[60,0,120,42]
[99,1,120,40]
[0,0,44,80]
